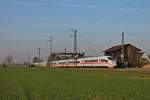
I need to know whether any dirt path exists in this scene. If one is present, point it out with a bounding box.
[143,64,150,69]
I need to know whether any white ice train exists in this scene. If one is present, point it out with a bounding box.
[53,56,116,68]
[33,56,116,68]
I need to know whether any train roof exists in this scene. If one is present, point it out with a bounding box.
[79,56,112,60]
[34,56,113,64]
[52,56,113,62]
[33,56,114,65]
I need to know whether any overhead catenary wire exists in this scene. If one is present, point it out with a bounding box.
[78,0,150,32]
[97,1,150,30]
[89,0,150,31]
[79,0,140,27]
[77,1,149,58]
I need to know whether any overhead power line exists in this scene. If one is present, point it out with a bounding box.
[98,1,150,29]
[80,0,139,27]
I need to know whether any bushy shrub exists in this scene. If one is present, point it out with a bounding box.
[1,63,8,67]
[139,58,150,67]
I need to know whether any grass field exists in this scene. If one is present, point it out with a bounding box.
[0,67,150,100]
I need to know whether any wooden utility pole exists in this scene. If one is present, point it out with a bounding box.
[65,48,67,54]
[37,48,41,62]
[121,32,125,66]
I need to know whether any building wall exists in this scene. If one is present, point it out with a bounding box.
[126,45,139,67]
[105,45,141,67]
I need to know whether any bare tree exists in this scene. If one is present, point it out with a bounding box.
[32,56,39,63]
[5,55,13,65]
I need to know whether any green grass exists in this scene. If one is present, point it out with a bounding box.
[0,67,150,100]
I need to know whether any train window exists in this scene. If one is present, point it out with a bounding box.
[75,61,80,63]
[68,61,79,63]
[68,61,72,63]
[85,59,98,63]
[108,57,114,60]
[58,62,66,64]
[101,59,108,62]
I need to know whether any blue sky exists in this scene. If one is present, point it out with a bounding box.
[0,0,150,63]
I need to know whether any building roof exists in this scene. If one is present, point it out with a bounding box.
[103,43,142,52]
